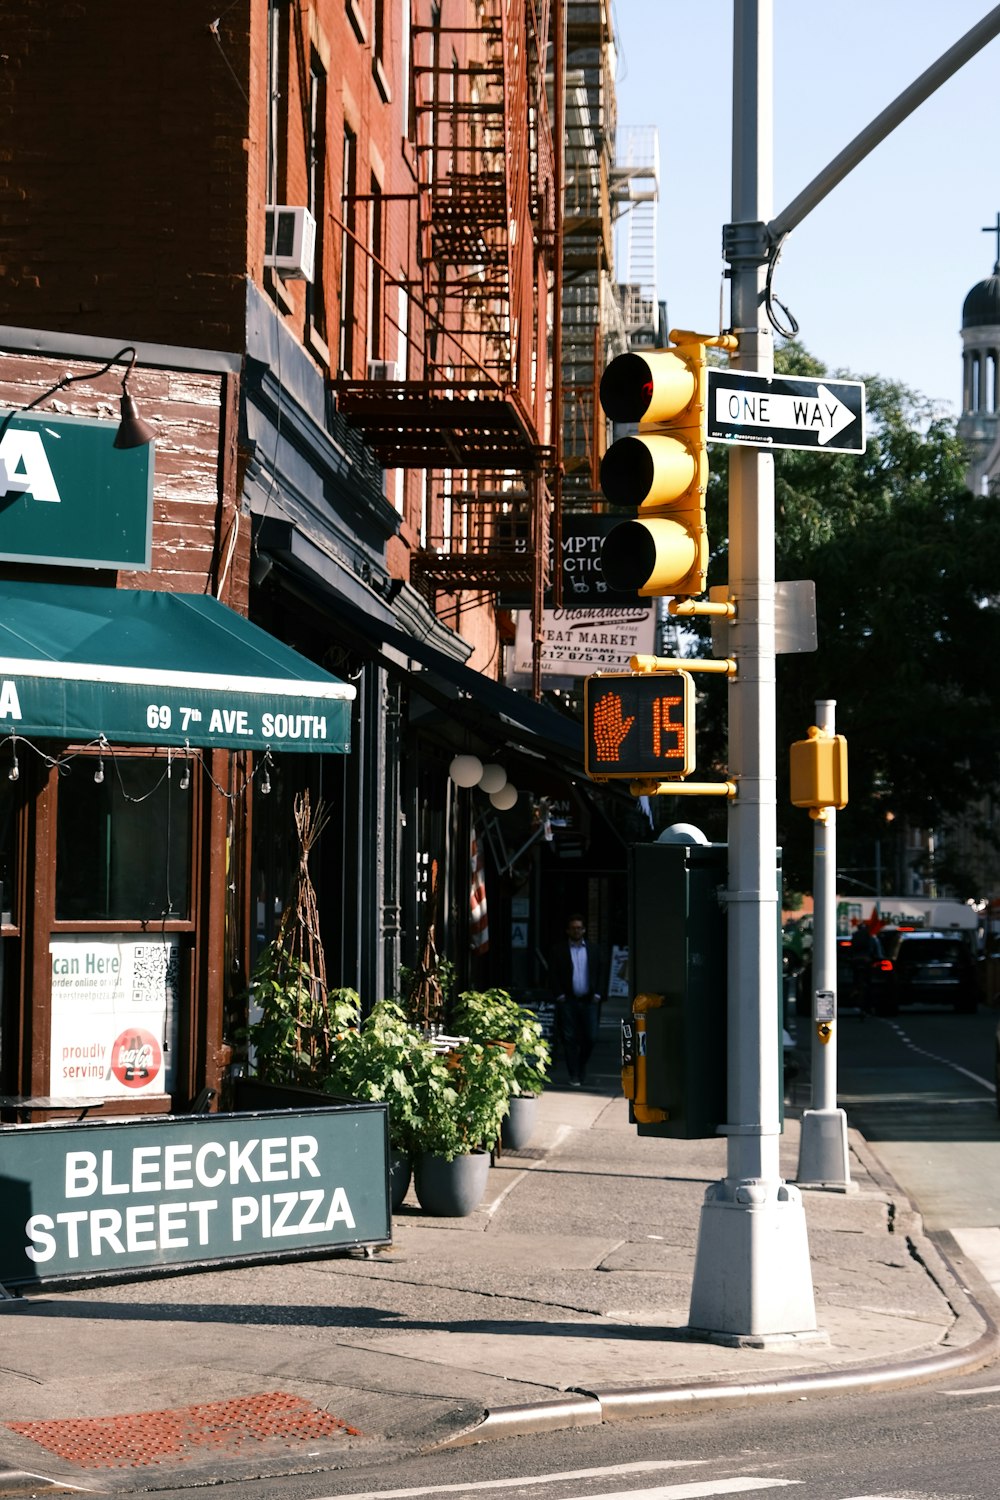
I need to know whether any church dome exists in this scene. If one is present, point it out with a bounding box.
[963,263,1000,328]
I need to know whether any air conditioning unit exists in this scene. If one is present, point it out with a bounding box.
[264,205,316,282]
[367,359,400,381]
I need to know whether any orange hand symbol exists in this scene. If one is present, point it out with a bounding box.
[592,692,635,762]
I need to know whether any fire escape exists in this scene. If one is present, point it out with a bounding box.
[333,0,557,689]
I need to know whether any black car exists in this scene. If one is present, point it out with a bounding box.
[871,928,977,1015]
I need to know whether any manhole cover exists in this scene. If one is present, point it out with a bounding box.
[7,1392,361,1469]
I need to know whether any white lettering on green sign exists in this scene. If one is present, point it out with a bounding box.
[63,1134,323,1195]
[0,681,23,721]
[0,430,62,503]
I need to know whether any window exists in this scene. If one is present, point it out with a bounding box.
[339,125,358,375]
[307,49,328,343]
[267,0,288,208]
[368,175,384,363]
[56,757,192,923]
[373,0,390,101]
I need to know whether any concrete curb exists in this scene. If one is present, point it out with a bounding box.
[431,1187,1000,1451]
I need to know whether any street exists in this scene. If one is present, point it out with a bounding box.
[94,1001,1000,1500]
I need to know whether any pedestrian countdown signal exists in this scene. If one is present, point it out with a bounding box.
[584,671,695,780]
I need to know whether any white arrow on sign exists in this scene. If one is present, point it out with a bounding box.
[714,382,855,445]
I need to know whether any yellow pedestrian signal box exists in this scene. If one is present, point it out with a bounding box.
[790,726,848,811]
[584,670,694,780]
[599,329,736,599]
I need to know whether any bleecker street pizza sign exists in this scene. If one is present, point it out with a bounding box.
[707,370,866,454]
[0,1107,390,1286]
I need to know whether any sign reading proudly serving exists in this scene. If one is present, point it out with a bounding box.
[0,410,153,568]
[0,1106,390,1287]
[707,370,866,454]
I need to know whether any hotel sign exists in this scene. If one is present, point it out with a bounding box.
[0,409,153,568]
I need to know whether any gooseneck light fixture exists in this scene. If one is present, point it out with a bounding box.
[0,345,156,451]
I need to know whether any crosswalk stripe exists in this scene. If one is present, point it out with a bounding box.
[319,1461,708,1500]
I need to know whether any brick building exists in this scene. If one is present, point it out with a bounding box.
[0,1,616,1119]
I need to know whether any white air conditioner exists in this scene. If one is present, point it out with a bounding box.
[367,359,400,381]
[264,205,317,282]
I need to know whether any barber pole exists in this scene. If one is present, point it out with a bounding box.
[470,826,489,954]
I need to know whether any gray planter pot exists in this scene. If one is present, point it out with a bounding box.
[413,1150,490,1217]
[389,1149,412,1212]
[501,1093,539,1151]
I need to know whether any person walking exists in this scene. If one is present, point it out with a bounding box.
[549,914,606,1086]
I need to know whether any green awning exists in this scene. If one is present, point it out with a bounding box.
[0,582,354,753]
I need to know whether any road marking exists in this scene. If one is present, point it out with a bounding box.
[884,1021,995,1092]
[322,1461,708,1499]
[942,1382,1000,1394]
[557,1484,799,1500]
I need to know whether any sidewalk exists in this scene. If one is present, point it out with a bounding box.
[0,1018,996,1493]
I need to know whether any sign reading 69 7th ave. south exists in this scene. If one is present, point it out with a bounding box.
[707,370,866,454]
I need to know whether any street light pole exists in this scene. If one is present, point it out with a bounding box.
[687,0,818,1342]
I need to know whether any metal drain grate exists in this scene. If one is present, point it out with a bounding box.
[7,1392,362,1469]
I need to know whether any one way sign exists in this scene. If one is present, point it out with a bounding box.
[707,370,866,454]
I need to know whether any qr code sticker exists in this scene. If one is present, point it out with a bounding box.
[132,943,180,1004]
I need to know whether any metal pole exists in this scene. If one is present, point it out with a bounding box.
[796,700,853,1189]
[688,0,818,1342]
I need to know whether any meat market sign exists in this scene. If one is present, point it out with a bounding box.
[0,1106,390,1287]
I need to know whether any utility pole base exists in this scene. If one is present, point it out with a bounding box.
[687,1176,823,1345]
[796,1108,856,1191]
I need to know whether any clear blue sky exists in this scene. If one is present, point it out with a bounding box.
[611,0,1000,414]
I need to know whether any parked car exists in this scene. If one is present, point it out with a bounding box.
[870,928,978,1015]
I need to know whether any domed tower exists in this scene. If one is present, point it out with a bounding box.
[958,216,1000,494]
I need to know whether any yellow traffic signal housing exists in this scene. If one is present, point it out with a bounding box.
[599,330,735,599]
[789,725,848,811]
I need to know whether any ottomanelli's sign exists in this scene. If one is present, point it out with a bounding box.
[0,1107,391,1287]
[512,607,656,679]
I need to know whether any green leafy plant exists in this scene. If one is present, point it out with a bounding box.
[413,1038,515,1162]
[319,1000,434,1156]
[247,942,360,1087]
[450,988,550,1096]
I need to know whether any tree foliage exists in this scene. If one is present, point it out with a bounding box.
[692,341,1000,895]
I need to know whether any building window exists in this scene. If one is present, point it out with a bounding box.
[401,0,412,139]
[339,126,358,375]
[373,0,391,101]
[55,757,192,923]
[267,0,288,208]
[368,175,384,364]
[307,50,328,345]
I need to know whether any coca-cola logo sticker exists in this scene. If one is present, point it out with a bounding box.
[110,1029,162,1089]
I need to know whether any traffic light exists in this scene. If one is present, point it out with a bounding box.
[790,725,848,812]
[584,670,694,780]
[599,330,727,599]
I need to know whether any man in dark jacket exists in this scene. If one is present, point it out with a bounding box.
[549,914,606,1086]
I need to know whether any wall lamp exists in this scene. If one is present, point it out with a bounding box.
[448,753,518,810]
[0,345,156,450]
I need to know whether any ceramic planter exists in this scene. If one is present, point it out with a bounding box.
[501,1092,539,1151]
[389,1149,412,1212]
[413,1149,490,1216]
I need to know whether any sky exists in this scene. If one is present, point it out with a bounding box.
[610,0,1000,415]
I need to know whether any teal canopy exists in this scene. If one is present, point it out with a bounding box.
[0,582,354,753]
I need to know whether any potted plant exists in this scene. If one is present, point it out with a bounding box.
[410,1037,515,1216]
[450,988,550,1150]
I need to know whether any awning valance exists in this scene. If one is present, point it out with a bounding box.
[0,582,354,753]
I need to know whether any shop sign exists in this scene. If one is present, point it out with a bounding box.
[511,607,656,679]
[49,936,180,1100]
[0,1106,391,1287]
[0,410,153,568]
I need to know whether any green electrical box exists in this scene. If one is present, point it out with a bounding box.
[625,842,786,1140]
[626,841,728,1139]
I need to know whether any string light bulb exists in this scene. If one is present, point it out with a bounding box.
[8,755,19,782]
[93,757,105,785]
[260,753,272,795]
[179,761,191,791]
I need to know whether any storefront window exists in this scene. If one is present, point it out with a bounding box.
[56,756,192,922]
[0,773,16,925]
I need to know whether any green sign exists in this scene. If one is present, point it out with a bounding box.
[0,1106,390,1286]
[0,409,153,568]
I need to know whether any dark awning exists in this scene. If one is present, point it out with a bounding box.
[0,581,354,753]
